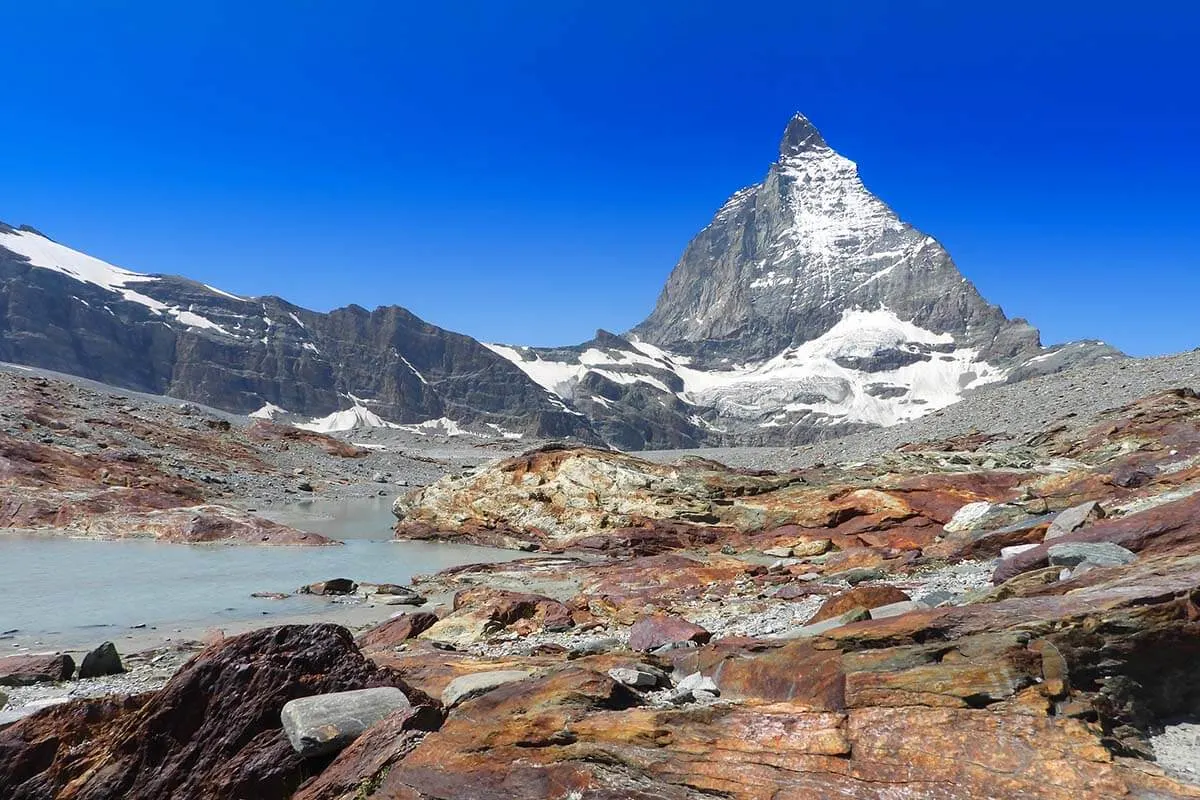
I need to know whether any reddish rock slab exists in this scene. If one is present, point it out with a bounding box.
[993,492,1200,584]
[357,612,440,651]
[628,614,710,652]
[0,624,438,800]
[0,654,74,686]
[674,639,846,708]
[809,586,912,625]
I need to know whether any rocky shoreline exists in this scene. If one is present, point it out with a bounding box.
[4,385,1200,797]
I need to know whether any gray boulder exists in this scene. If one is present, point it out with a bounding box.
[280,686,410,758]
[1045,501,1105,541]
[1047,542,1137,570]
[78,642,124,679]
[607,664,667,690]
[441,670,531,709]
[671,671,720,703]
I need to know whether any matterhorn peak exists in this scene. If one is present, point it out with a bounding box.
[778,112,829,158]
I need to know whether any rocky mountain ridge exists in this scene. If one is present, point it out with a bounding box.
[0,222,596,443]
[0,113,1121,448]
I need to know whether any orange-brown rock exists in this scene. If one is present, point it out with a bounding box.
[809,585,912,624]
[356,612,440,650]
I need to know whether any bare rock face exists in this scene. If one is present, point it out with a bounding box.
[0,624,438,800]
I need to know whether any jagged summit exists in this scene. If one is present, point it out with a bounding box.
[489,113,1123,448]
[778,112,829,156]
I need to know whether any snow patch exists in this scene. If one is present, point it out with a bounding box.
[296,402,401,433]
[249,402,288,420]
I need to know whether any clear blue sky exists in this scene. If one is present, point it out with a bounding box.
[2,1,1196,356]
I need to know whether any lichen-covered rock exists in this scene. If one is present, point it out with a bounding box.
[281,687,411,758]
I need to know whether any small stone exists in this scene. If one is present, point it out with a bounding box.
[78,642,124,679]
[675,672,719,695]
[373,472,388,483]
[441,670,531,709]
[281,687,410,758]
[650,640,699,655]
[791,539,831,557]
[570,637,620,657]
[608,667,660,689]
[839,568,885,586]
[297,481,314,492]
[762,546,793,558]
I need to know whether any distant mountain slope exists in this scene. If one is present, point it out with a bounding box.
[0,222,597,442]
[485,114,1121,448]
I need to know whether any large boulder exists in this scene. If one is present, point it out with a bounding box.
[281,687,410,758]
[78,642,123,679]
[628,615,711,652]
[0,654,74,686]
[808,585,911,625]
[300,578,358,596]
[0,624,437,800]
[1047,542,1137,569]
[1044,501,1105,541]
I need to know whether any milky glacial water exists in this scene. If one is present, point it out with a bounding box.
[0,497,522,648]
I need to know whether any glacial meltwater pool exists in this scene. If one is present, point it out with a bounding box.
[0,496,524,650]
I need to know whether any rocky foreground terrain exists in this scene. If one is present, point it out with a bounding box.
[3,374,1200,797]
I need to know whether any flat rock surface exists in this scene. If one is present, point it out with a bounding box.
[281,686,411,758]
